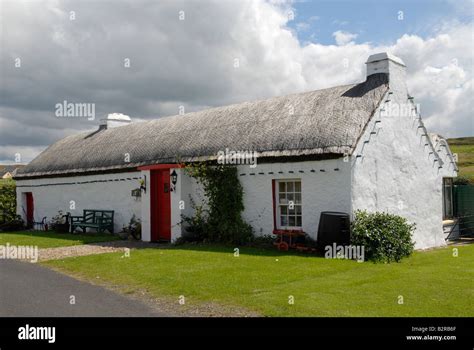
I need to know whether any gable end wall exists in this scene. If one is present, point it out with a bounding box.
[351,85,455,249]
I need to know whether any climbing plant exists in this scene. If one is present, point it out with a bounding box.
[183,163,254,244]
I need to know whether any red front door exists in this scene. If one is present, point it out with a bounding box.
[150,169,171,241]
[25,192,34,228]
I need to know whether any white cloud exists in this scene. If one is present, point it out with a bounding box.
[332,19,349,26]
[296,15,320,32]
[0,0,472,162]
[389,26,473,137]
[296,22,310,32]
[332,30,359,45]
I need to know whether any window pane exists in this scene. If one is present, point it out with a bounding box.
[289,207,295,215]
[279,193,286,204]
[287,193,294,203]
[279,182,286,193]
[295,193,301,204]
[295,181,301,192]
[288,216,296,226]
[447,193,452,217]
[296,205,301,215]
[280,206,288,215]
[287,182,294,192]
[296,216,302,227]
[280,216,287,226]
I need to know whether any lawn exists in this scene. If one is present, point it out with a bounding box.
[0,231,119,248]
[448,137,474,182]
[44,243,474,317]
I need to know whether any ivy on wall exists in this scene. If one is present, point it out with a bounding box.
[183,163,254,244]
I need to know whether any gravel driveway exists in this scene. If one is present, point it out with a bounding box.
[37,240,163,261]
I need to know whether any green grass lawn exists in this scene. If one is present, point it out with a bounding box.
[44,244,474,317]
[0,231,119,248]
[448,137,474,182]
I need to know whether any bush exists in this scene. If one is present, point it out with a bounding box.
[351,210,415,263]
[454,176,471,185]
[50,210,70,233]
[0,215,24,231]
[180,200,209,243]
[0,180,17,224]
[248,234,276,248]
[121,214,141,240]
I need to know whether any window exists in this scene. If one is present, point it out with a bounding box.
[443,178,454,219]
[276,180,302,229]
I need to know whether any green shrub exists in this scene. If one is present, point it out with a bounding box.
[180,198,209,243]
[351,210,415,263]
[121,214,141,240]
[0,179,17,224]
[0,215,24,231]
[50,210,70,233]
[454,176,471,185]
[248,234,276,248]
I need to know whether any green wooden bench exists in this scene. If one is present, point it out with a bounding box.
[70,209,114,234]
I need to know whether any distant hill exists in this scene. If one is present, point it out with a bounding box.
[448,137,474,146]
[447,137,474,183]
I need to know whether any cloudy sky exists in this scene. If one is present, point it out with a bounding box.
[0,0,473,164]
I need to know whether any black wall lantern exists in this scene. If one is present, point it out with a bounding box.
[170,170,178,192]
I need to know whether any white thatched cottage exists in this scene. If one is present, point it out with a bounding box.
[15,52,457,249]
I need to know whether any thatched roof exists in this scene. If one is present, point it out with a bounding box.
[0,165,25,177]
[16,73,389,178]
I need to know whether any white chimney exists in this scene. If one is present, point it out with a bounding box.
[366,52,407,98]
[100,113,131,129]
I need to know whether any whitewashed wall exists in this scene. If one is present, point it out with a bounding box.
[351,58,456,249]
[241,160,351,239]
[180,159,352,241]
[170,168,193,242]
[16,172,143,234]
[431,135,458,178]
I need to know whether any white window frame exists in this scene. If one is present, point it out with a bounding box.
[275,179,302,230]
